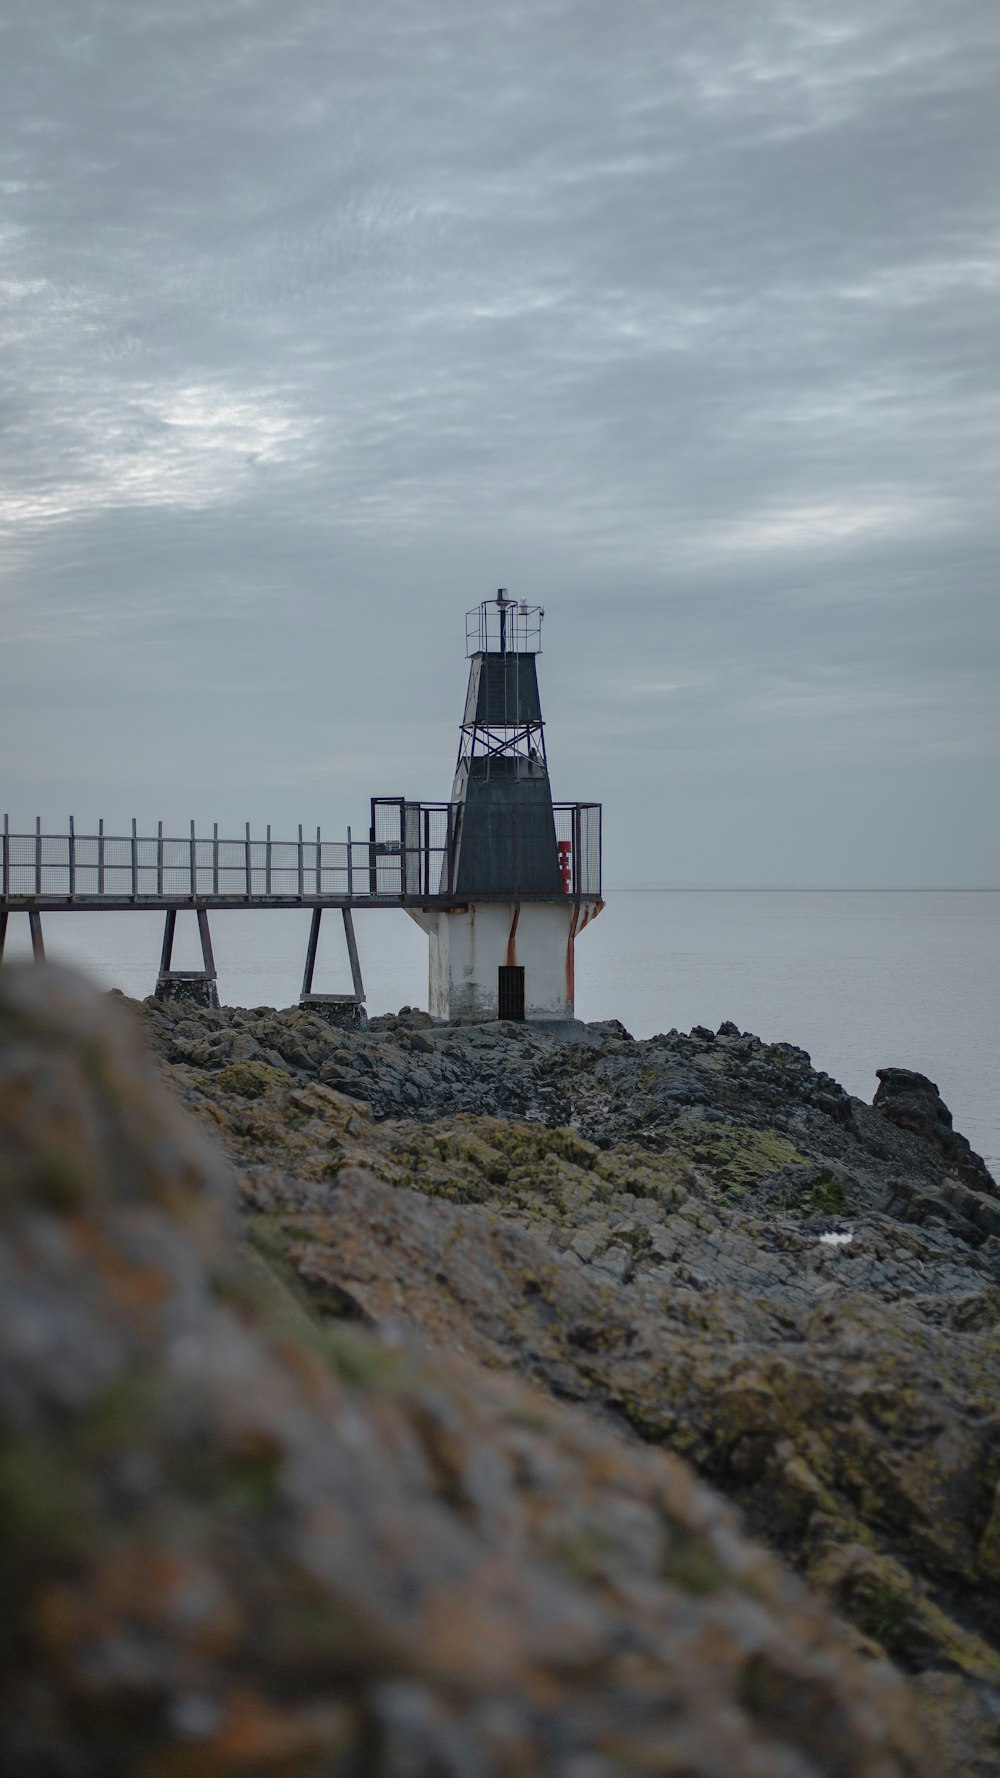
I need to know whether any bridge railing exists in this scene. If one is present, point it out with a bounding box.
[0,818,377,904]
[1,805,602,906]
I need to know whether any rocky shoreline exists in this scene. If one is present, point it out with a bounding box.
[141,991,997,1212]
[3,969,1000,1774]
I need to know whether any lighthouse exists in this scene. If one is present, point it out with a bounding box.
[1,591,600,1022]
[406,591,603,1022]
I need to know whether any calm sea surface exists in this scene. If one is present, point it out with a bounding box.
[6,889,997,1175]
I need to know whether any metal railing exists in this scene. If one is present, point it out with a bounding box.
[1,804,602,908]
[0,816,370,904]
[466,599,543,657]
[370,798,602,900]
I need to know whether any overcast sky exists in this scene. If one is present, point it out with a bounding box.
[2,0,998,887]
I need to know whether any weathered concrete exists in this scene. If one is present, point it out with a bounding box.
[409,898,601,1021]
[152,972,221,1009]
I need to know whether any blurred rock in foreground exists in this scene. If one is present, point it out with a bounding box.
[0,964,938,1777]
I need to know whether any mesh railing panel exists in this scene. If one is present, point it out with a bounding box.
[2,806,601,903]
[466,601,543,656]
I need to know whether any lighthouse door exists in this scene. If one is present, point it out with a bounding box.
[498,965,525,1021]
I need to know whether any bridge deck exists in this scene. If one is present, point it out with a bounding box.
[0,892,587,913]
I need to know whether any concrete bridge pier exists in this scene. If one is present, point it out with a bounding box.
[154,908,220,1009]
[299,907,367,1028]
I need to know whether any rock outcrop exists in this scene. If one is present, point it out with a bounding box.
[136,993,1000,1774]
[139,996,997,1226]
[3,970,997,1774]
[874,1065,995,1193]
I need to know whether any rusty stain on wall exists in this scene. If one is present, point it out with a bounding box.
[565,903,581,1005]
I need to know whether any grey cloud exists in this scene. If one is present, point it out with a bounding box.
[1,0,997,884]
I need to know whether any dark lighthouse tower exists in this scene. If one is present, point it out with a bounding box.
[407,591,603,1021]
[450,589,563,898]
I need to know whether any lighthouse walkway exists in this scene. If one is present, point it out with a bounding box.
[1,798,601,912]
[1,799,602,1009]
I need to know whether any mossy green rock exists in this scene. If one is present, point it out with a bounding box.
[150,1016,1000,1775]
[0,965,944,1777]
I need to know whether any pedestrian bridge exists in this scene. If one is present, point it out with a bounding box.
[1,798,602,1012]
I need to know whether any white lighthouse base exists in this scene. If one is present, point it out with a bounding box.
[407,900,601,1024]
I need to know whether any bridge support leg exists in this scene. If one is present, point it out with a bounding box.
[197,908,216,984]
[29,911,45,962]
[301,908,322,1002]
[154,907,220,1008]
[299,908,367,1028]
[344,908,364,1003]
[0,911,46,967]
[159,908,176,978]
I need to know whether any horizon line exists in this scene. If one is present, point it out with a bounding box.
[606,883,1000,894]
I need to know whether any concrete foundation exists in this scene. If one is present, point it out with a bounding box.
[408,900,601,1023]
[301,999,369,1030]
[153,974,221,1010]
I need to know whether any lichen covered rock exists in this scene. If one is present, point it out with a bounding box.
[146,1013,1000,1775]
[1,966,942,1776]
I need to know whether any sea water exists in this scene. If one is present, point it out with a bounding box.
[5,889,997,1175]
[579,891,999,1177]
